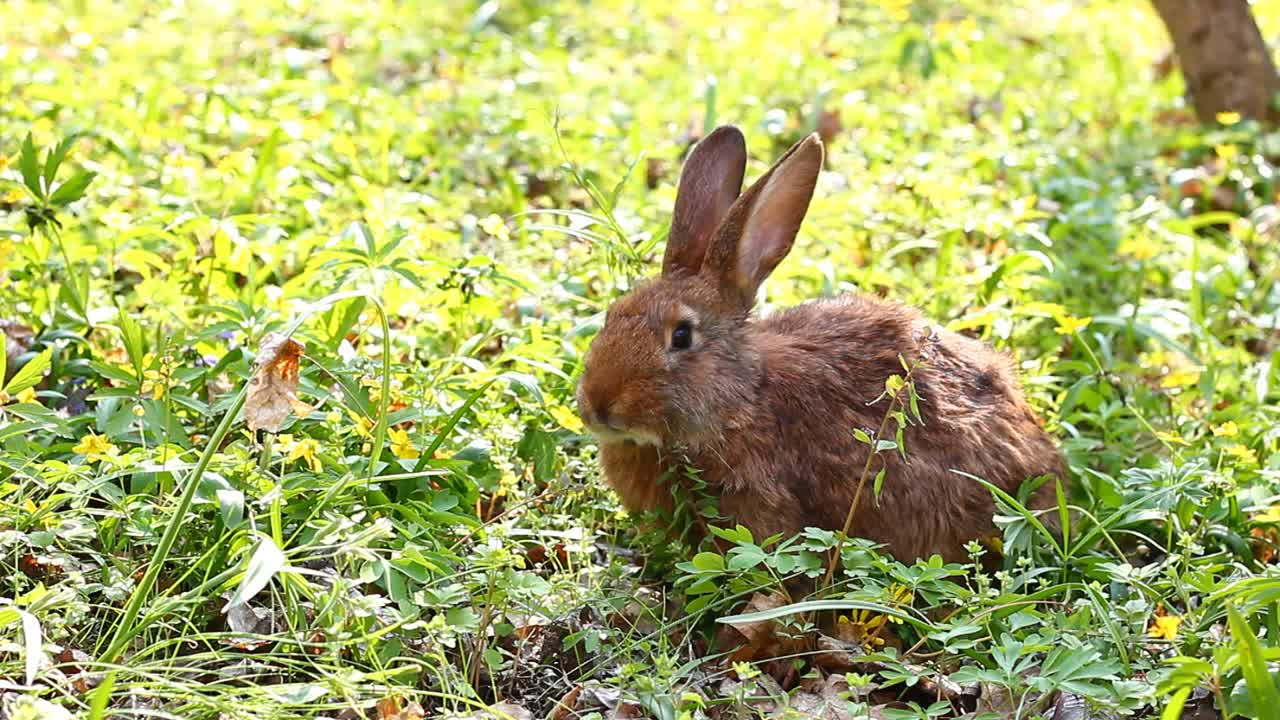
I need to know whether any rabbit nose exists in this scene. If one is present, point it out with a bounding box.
[577,379,617,430]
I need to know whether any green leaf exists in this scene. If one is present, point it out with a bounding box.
[228,536,287,608]
[726,544,767,570]
[719,599,934,635]
[87,672,116,720]
[1227,604,1280,720]
[873,465,888,497]
[42,135,80,187]
[19,134,42,198]
[116,306,145,377]
[48,170,96,206]
[4,348,51,395]
[690,551,725,572]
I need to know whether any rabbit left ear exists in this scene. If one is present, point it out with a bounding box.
[663,126,747,277]
[702,133,823,308]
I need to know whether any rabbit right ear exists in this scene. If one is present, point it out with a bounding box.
[662,126,747,276]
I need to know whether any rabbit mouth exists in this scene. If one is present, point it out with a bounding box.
[585,424,662,448]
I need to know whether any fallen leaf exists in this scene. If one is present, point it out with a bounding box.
[816,109,844,144]
[1,320,34,379]
[1052,691,1089,720]
[245,332,312,432]
[548,684,582,720]
[977,682,1016,715]
[645,157,669,189]
[785,674,876,719]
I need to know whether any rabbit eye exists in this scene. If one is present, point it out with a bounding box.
[670,320,694,350]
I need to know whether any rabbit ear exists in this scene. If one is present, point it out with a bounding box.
[701,132,823,308]
[662,126,747,276]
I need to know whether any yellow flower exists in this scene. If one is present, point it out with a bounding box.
[1215,111,1241,125]
[1212,421,1239,438]
[1160,367,1201,389]
[1118,235,1160,262]
[1225,443,1258,466]
[73,433,118,463]
[1215,144,1238,161]
[15,388,36,404]
[1148,613,1182,641]
[388,428,419,460]
[1155,431,1191,447]
[837,612,887,648]
[1254,505,1280,525]
[549,404,584,433]
[284,436,322,472]
[346,408,375,438]
[478,214,510,242]
[1054,315,1091,335]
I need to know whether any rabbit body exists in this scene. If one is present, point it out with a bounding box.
[577,127,1064,562]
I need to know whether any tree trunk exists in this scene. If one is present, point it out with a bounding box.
[1151,0,1280,124]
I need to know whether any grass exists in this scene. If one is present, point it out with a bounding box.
[1,0,1279,718]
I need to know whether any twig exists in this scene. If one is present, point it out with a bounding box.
[820,362,923,593]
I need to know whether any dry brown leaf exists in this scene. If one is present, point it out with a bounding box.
[817,109,844,144]
[1,320,34,377]
[442,703,532,720]
[548,685,582,720]
[245,332,312,432]
[486,703,532,720]
[718,591,792,660]
[376,697,426,720]
[977,682,1016,716]
[786,674,884,720]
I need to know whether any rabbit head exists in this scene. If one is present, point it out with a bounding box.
[576,126,824,448]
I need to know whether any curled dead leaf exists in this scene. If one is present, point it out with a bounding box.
[245,332,313,432]
[2,320,34,379]
[548,684,582,720]
[443,703,532,720]
[816,109,843,144]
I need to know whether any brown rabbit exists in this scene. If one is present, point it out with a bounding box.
[576,126,1064,563]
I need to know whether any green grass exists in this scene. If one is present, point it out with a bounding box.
[1,0,1279,718]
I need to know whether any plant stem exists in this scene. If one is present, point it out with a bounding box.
[821,364,920,594]
[99,385,248,664]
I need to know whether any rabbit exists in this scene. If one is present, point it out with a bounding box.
[575,126,1064,564]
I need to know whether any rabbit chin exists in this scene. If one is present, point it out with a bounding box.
[586,425,663,448]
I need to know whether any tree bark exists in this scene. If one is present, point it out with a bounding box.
[1151,0,1280,124]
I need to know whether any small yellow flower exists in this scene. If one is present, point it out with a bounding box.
[1215,111,1241,125]
[478,214,510,242]
[0,153,9,171]
[1054,315,1092,335]
[1225,443,1258,466]
[1254,505,1280,525]
[1160,367,1201,389]
[1148,613,1182,641]
[1212,421,1239,438]
[837,612,887,648]
[73,433,118,463]
[1155,431,1191,447]
[549,404,584,433]
[388,428,419,460]
[346,408,375,438]
[15,388,36,404]
[1118,235,1161,262]
[284,436,323,472]
[1215,144,1238,161]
